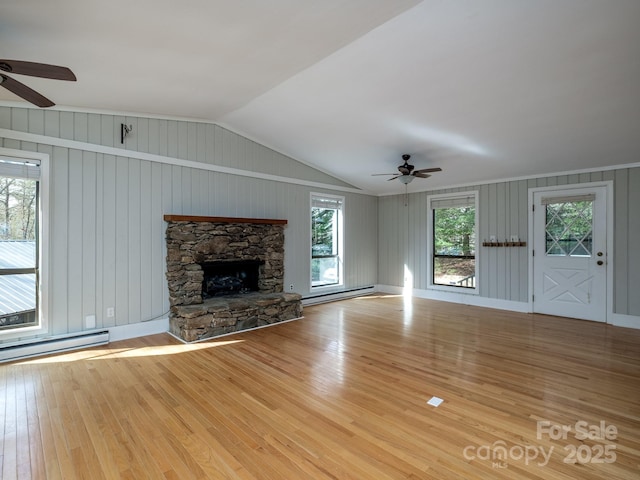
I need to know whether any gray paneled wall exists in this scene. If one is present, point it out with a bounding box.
[0,107,356,188]
[379,168,640,315]
[0,106,377,341]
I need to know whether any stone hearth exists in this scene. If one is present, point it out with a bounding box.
[165,215,302,342]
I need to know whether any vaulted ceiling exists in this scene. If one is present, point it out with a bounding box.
[2,0,639,195]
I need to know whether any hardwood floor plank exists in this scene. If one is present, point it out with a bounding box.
[1,296,639,478]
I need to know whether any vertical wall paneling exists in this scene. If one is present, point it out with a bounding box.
[12,108,28,132]
[101,154,117,327]
[613,169,628,314]
[73,113,88,142]
[137,117,149,154]
[491,183,500,298]
[27,109,44,135]
[507,182,518,300]
[0,106,10,129]
[128,160,142,326]
[82,151,97,328]
[150,162,165,316]
[100,115,114,148]
[627,169,640,315]
[517,180,528,302]
[496,183,507,299]
[114,157,130,326]
[67,150,84,332]
[50,146,69,335]
[95,154,105,328]
[87,114,101,144]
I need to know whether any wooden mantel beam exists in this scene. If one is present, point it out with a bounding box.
[163,214,287,225]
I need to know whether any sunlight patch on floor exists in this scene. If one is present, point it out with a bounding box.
[16,338,245,364]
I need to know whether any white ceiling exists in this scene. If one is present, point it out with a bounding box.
[2,0,639,195]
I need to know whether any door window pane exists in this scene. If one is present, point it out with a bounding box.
[545,200,593,257]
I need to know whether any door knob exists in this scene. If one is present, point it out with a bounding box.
[597,252,603,257]
[597,260,604,266]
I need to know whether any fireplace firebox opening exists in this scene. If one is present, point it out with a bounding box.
[201,260,264,298]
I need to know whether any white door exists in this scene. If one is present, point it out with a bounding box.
[533,186,607,322]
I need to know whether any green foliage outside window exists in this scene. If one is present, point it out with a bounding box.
[311,205,339,286]
[433,206,476,288]
[434,207,475,256]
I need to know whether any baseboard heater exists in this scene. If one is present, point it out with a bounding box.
[302,285,376,306]
[0,330,110,363]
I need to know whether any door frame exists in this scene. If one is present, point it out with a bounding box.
[528,181,614,323]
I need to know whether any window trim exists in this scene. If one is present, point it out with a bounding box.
[427,191,479,294]
[0,148,50,340]
[310,192,344,290]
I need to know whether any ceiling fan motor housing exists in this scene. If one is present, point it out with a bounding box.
[399,154,414,174]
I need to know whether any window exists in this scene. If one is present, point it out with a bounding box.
[311,194,343,288]
[429,192,478,290]
[0,157,40,331]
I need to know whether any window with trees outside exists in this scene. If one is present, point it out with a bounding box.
[429,192,477,290]
[0,157,40,331]
[311,194,343,288]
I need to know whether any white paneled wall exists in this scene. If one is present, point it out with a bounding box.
[379,168,640,316]
[0,106,377,342]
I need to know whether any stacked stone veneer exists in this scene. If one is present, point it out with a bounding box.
[165,216,302,342]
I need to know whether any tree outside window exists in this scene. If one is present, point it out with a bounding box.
[430,193,477,289]
[311,195,343,288]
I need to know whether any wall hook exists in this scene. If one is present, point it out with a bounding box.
[120,123,133,144]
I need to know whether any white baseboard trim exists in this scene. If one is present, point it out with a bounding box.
[609,313,640,329]
[107,317,170,342]
[376,285,531,313]
[0,330,110,363]
[302,286,376,306]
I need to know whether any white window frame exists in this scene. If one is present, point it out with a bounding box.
[0,148,50,339]
[310,192,344,290]
[427,191,479,294]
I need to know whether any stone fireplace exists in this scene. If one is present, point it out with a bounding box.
[165,215,302,342]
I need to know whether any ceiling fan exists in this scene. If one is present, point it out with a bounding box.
[373,154,442,184]
[0,59,76,108]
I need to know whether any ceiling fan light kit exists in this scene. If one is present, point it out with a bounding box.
[398,175,414,184]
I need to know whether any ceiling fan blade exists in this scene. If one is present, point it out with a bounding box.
[413,172,431,178]
[387,175,401,181]
[413,167,442,174]
[371,173,397,176]
[0,74,55,107]
[0,60,76,81]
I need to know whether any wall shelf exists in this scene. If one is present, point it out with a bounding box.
[482,241,527,247]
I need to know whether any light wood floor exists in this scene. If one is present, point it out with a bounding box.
[1,295,639,479]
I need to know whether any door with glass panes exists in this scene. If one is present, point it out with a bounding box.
[533,186,607,322]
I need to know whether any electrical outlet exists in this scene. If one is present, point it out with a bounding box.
[106,307,115,318]
[289,284,294,291]
[85,314,96,329]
